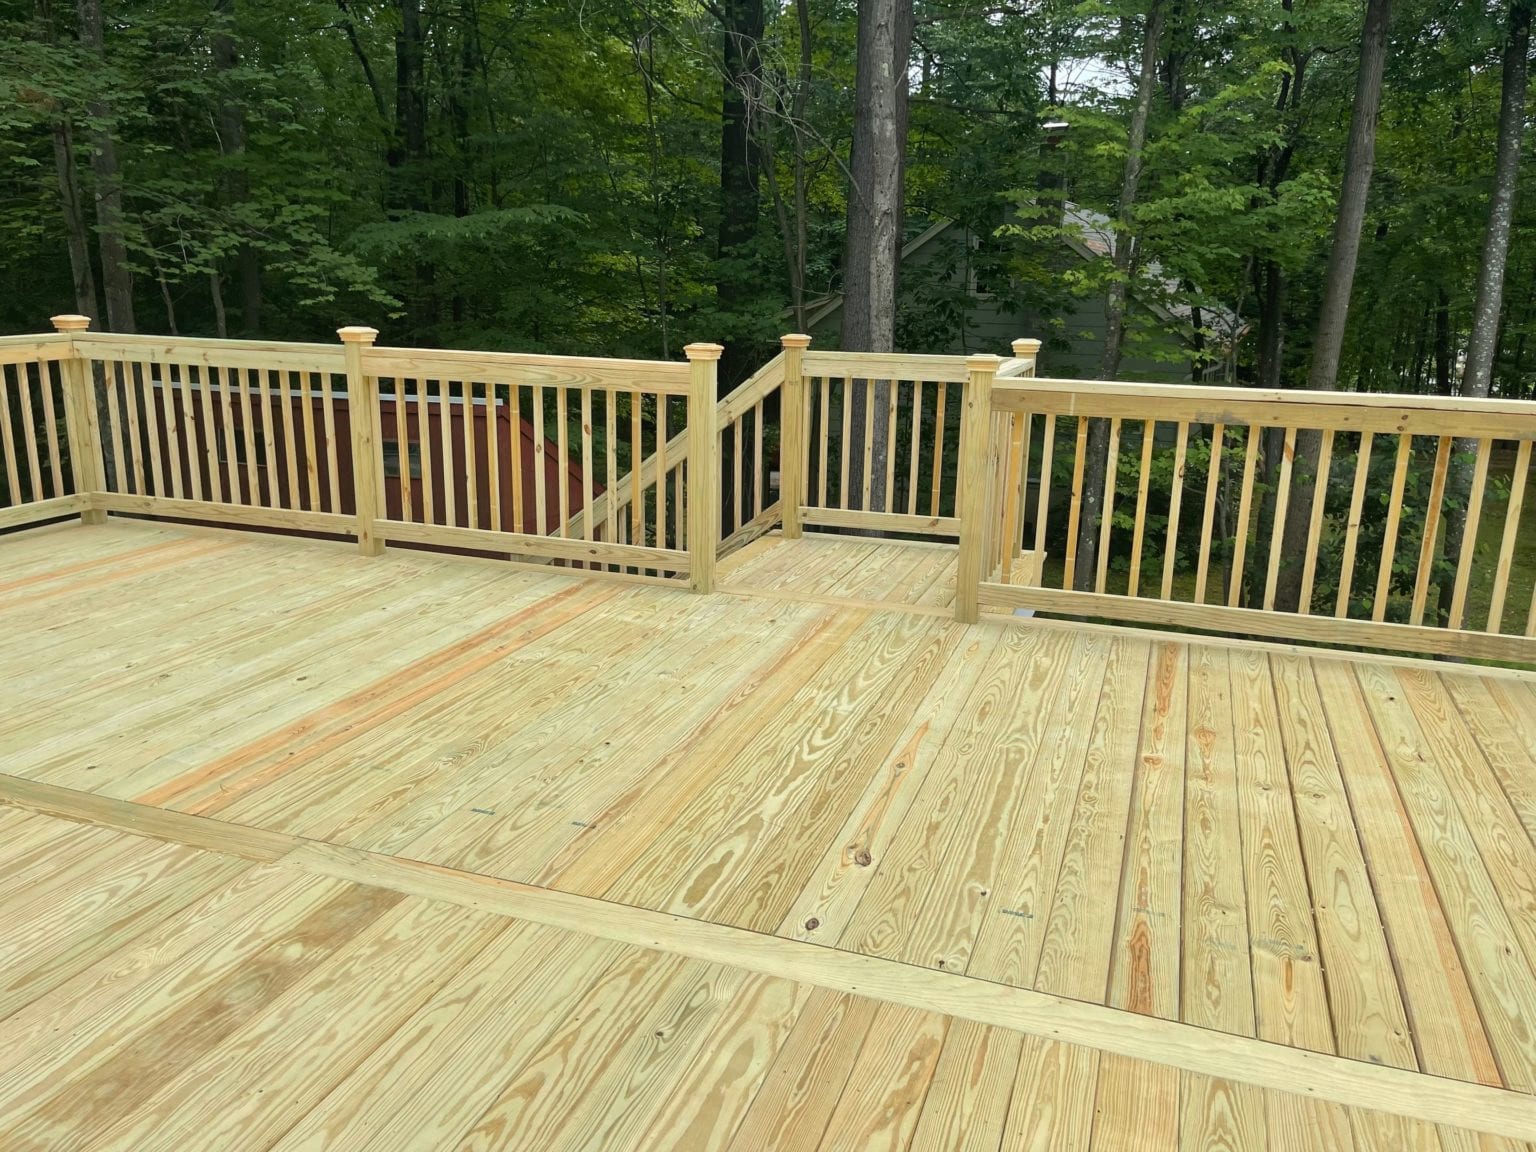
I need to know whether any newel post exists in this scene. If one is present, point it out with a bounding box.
[685,342,723,593]
[51,314,106,524]
[1011,338,1042,377]
[955,353,1002,624]
[779,334,811,540]
[338,326,384,557]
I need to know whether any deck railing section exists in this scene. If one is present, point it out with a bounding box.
[77,330,353,535]
[958,367,1536,663]
[790,347,979,539]
[353,332,717,580]
[0,331,85,530]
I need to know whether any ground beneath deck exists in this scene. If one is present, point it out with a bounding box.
[4,520,1536,1150]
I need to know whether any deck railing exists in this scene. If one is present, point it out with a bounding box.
[9,313,1533,662]
[957,365,1536,663]
[4,316,722,589]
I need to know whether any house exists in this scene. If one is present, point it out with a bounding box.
[804,206,1237,381]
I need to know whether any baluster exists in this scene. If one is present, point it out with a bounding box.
[1297,430,1334,616]
[1371,434,1413,623]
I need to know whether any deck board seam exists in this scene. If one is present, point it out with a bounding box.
[4,773,1536,1141]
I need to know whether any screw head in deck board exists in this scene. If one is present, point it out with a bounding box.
[336,326,380,344]
[50,314,92,331]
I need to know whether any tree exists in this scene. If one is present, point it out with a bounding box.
[841,0,913,512]
[75,0,134,333]
[1074,0,1164,591]
[1439,0,1532,621]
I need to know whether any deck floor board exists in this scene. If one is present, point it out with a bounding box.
[3,521,1536,1148]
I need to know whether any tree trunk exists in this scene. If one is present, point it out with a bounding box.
[212,0,261,335]
[1075,0,1164,590]
[716,0,764,387]
[840,0,912,514]
[1272,0,1391,611]
[51,119,99,322]
[76,0,135,334]
[1438,0,1531,624]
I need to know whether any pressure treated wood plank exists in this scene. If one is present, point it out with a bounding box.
[1440,675,1536,847]
[907,1019,1024,1152]
[268,924,626,1152]
[88,895,508,1152]
[1311,661,1503,1089]
[1269,654,1415,1070]
[815,1001,949,1152]
[998,1036,1099,1152]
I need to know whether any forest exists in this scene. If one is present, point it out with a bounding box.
[1,0,1532,399]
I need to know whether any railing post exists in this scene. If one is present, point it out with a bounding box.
[1011,338,1042,377]
[779,334,811,539]
[955,353,1002,624]
[338,325,384,557]
[51,314,106,525]
[685,342,723,592]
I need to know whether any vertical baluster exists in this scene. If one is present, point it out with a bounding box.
[437,381,457,527]
[276,370,298,509]
[320,370,342,513]
[572,387,589,542]
[930,381,947,518]
[999,409,1027,584]
[861,377,875,510]
[463,381,480,530]
[0,366,21,501]
[1127,420,1156,598]
[104,361,127,495]
[139,361,165,497]
[554,386,571,536]
[1335,431,1375,619]
[256,368,280,500]
[753,400,764,519]
[839,379,852,509]
[1410,435,1453,626]
[1095,418,1122,594]
[297,370,319,510]
[16,364,44,500]
[1063,416,1089,590]
[1371,433,1413,623]
[413,382,433,524]
[674,463,685,550]
[1194,423,1226,605]
[487,383,502,533]
[391,374,411,523]
[531,385,548,534]
[1447,438,1492,630]
[906,381,922,517]
[884,380,897,512]
[1297,430,1334,616]
[158,361,185,499]
[239,367,262,504]
[1033,415,1055,564]
[178,366,205,502]
[195,366,220,503]
[604,391,617,543]
[817,377,830,509]
[509,385,524,533]
[126,363,148,497]
[629,391,642,545]
[38,361,64,498]
[656,396,669,547]
[1226,425,1260,608]
[1487,438,1532,633]
[1262,426,1297,610]
[1160,422,1189,601]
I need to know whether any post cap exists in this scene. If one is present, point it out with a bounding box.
[1011,338,1042,357]
[966,353,1005,371]
[780,333,812,349]
[337,326,380,344]
[683,342,725,362]
[51,314,92,332]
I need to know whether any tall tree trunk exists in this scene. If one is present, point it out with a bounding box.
[1273,0,1391,611]
[716,0,764,387]
[1439,0,1531,624]
[212,0,261,335]
[76,0,135,334]
[841,0,913,513]
[51,119,99,322]
[1075,0,1164,590]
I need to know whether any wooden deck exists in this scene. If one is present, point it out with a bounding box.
[5,520,1536,1149]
